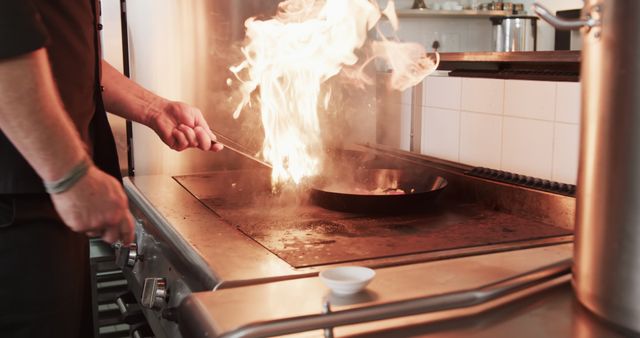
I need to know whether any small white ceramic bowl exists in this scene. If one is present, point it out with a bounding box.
[319,266,376,295]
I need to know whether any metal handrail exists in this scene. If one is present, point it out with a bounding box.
[219,258,572,338]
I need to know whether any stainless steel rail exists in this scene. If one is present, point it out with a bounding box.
[219,258,572,338]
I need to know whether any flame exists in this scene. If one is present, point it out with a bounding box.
[374,169,400,190]
[231,0,439,188]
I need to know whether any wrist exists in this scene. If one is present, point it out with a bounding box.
[143,95,171,129]
[43,157,93,194]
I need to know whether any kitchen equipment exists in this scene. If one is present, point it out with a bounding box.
[122,149,574,336]
[309,168,448,213]
[411,0,427,10]
[319,266,375,295]
[490,16,538,52]
[554,9,583,51]
[513,3,525,14]
[535,1,640,333]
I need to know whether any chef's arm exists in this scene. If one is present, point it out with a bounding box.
[0,49,133,244]
[0,49,86,181]
[100,60,222,152]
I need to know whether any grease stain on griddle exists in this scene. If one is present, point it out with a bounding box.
[380,223,421,234]
[301,220,349,235]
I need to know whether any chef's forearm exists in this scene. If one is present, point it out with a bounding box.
[0,49,89,182]
[100,60,168,126]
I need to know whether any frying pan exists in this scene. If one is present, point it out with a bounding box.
[309,168,448,214]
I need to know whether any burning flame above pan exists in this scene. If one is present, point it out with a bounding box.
[230,0,439,188]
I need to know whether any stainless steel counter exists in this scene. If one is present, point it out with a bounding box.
[178,244,632,338]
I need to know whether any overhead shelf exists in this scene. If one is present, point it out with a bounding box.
[396,9,514,18]
[436,51,581,82]
[439,51,581,63]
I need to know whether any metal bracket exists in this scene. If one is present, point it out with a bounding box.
[533,2,602,32]
[322,300,334,338]
[141,277,168,310]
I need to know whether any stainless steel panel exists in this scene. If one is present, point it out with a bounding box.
[178,244,574,337]
[575,0,640,333]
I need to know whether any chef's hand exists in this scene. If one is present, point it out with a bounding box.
[147,100,224,152]
[50,165,134,244]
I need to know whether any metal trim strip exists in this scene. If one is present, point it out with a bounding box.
[124,177,218,289]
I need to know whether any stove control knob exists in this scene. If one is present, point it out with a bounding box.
[141,278,168,310]
[115,242,141,269]
[126,243,139,267]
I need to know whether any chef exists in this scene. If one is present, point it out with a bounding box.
[0,1,223,337]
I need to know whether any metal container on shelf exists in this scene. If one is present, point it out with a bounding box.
[490,16,538,52]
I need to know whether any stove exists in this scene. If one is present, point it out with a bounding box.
[174,170,570,268]
[118,146,574,338]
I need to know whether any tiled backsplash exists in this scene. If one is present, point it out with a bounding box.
[392,75,581,184]
[378,17,493,53]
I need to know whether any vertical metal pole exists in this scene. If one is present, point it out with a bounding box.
[119,0,135,177]
[410,81,423,153]
[575,0,640,333]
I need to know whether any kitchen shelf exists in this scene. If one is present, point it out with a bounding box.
[436,51,581,81]
[397,9,513,18]
[439,51,581,63]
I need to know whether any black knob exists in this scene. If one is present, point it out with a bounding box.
[524,177,535,186]
[412,0,427,9]
[432,40,441,51]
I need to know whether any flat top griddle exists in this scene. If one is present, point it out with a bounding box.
[174,170,572,268]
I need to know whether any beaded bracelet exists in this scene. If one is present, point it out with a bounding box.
[43,158,91,194]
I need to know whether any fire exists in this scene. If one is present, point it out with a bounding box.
[230,0,438,188]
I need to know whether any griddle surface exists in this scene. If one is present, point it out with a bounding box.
[175,171,572,268]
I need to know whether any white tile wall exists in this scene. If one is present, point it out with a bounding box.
[422,106,460,162]
[505,80,557,120]
[502,117,554,179]
[424,76,461,110]
[419,76,581,184]
[460,78,504,114]
[391,16,493,53]
[556,82,581,124]
[553,123,580,183]
[460,112,503,168]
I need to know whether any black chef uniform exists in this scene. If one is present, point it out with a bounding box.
[0,1,121,337]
